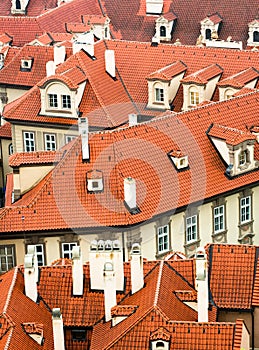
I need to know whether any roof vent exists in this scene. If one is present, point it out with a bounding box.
[168,150,189,171]
[86,170,103,192]
[129,114,138,127]
[20,57,33,72]
[78,117,89,161]
[105,50,116,79]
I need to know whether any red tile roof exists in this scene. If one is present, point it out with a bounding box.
[66,23,92,33]
[208,123,256,146]
[0,122,11,139]
[206,13,223,25]
[207,244,259,309]
[181,64,223,84]
[9,151,63,167]
[0,32,12,44]
[217,67,259,88]
[147,60,187,81]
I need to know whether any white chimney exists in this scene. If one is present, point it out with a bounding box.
[105,50,116,78]
[89,240,124,291]
[129,114,138,127]
[195,248,209,322]
[46,60,56,77]
[103,261,116,322]
[52,308,65,350]
[24,246,38,302]
[124,177,137,209]
[78,117,89,160]
[130,243,144,294]
[73,31,95,56]
[146,0,163,14]
[54,46,66,66]
[72,246,84,296]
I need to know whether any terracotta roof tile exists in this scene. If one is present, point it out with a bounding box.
[147,60,187,80]
[9,151,63,167]
[208,123,256,146]
[0,122,11,139]
[66,22,92,33]
[206,13,223,25]
[181,64,223,84]
[217,67,259,88]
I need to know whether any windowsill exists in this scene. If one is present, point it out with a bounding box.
[184,239,200,248]
[156,249,170,259]
[212,229,227,237]
[238,219,254,228]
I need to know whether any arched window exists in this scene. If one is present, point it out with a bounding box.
[160,26,166,37]
[205,28,211,40]
[16,0,21,9]
[224,89,234,100]
[189,86,199,106]
[8,143,13,155]
[154,82,164,102]
[253,31,259,42]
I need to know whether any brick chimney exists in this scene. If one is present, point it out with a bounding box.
[52,308,65,350]
[130,243,144,294]
[72,246,84,296]
[195,248,209,322]
[24,245,38,302]
[103,261,116,322]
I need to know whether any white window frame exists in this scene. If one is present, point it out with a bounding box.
[65,135,77,144]
[48,93,58,108]
[0,245,15,272]
[23,131,35,152]
[190,90,199,106]
[186,215,197,243]
[61,242,77,259]
[239,150,247,166]
[213,205,225,233]
[240,196,251,224]
[8,143,13,155]
[155,87,164,102]
[157,224,169,254]
[44,133,56,151]
[62,94,71,109]
[35,244,45,266]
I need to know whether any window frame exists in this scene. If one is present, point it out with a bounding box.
[155,87,164,102]
[213,205,225,233]
[61,94,71,109]
[240,195,251,224]
[65,135,77,144]
[34,244,45,266]
[157,224,170,255]
[44,133,57,151]
[61,242,78,259]
[48,93,58,108]
[186,215,197,243]
[0,245,16,273]
[23,131,35,152]
[189,90,199,106]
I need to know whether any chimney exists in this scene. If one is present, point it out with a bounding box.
[129,114,138,127]
[195,248,209,322]
[78,117,89,161]
[105,50,116,78]
[130,243,144,294]
[52,308,65,350]
[24,246,38,302]
[124,177,137,210]
[146,0,163,14]
[72,31,95,56]
[72,246,84,296]
[103,261,116,322]
[54,46,66,66]
[46,60,56,77]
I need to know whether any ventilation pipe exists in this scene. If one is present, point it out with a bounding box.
[52,308,65,350]
[195,248,209,322]
[124,177,137,209]
[129,114,138,127]
[54,46,66,66]
[103,261,116,322]
[105,50,116,78]
[78,117,89,161]
[72,246,84,296]
[46,61,56,77]
[130,243,144,294]
[24,245,38,302]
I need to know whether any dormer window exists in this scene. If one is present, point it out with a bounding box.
[48,93,71,110]
[190,88,199,106]
[168,149,189,171]
[48,94,58,108]
[20,58,33,72]
[62,95,71,109]
[239,150,247,166]
[86,170,104,192]
[160,26,166,37]
[150,327,170,350]
[225,89,234,100]
[248,20,259,47]
[155,86,164,102]
[155,13,177,42]
[200,13,222,43]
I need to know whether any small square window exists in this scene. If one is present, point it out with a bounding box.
[44,133,56,151]
[0,245,15,273]
[71,329,86,341]
[190,91,199,106]
[23,131,35,152]
[61,242,77,259]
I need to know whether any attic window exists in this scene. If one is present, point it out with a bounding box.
[168,150,189,171]
[155,87,164,102]
[86,170,104,192]
[20,58,33,72]
[160,26,166,37]
[71,329,86,341]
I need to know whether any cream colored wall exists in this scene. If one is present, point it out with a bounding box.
[168,72,185,103]
[12,124,78,153]
[20,165,53,194]
[0,238,25,266]
[6,87,26,104]
[204,75,221,100]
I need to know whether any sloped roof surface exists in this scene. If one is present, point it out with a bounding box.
[0,122,11,139]
[217,67,259,88]
[208,244,259,309]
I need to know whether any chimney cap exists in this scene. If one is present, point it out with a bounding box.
[72,245,80,259]
[52,308,62,319]
[195,248,206,260]
[131,243,141,255]
[104,261,114,272]
[24,254,33,268]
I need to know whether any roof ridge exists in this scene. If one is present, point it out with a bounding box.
[154,260,164,306]
[3,267,18,314]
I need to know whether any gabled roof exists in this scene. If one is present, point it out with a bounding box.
[207,244,259,309]
[0,32,12,44]
[181,64,223,84]
[147,61,187,81]
[217,67,259,88]
[0,267,54,349]
[202,12,223,25]
[208,123,256,146]
[0,122,11,139]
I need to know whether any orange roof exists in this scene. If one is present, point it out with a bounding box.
[217,67,259,88]
[0,32,12,44]
[181,64,223,84]
[208,244,259,309]
[82,14,109,25]
[66,22,92,33]
[9,151,63,167]
[207,13,223,24]
[208,123,256,146]
[0,122,11,139]
[147,60,187,81]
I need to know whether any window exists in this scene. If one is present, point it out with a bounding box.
[0,245,15,273]
[157,225,169,254]
[160,26,166,37]
[253,31,259,42]
[44,133,56,151]
[48,94,58,108]
[240,196,251,223]
[61,242,77,259]
[224,89,234,100]
[8,143,13,155]
[71,329,86,341]
[23,131,35,152]
[35,244,45,266]
[213,205,225,233]
[65,135,77,144]
[190,91,199,106]
[239,150,247,166]
[104,27,108,38]
[205,28,211,40]
[186,215,197,243]
[62,95,71,109]
[155,88,164,102]
[16,0,21,9]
